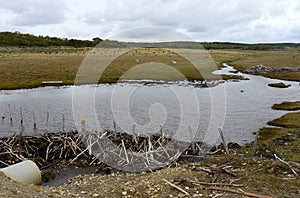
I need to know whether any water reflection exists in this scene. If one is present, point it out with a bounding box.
[0,65,299,145]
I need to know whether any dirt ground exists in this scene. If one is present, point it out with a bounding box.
[1,153,299,198]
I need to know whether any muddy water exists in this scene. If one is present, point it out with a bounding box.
[1,64,299,145]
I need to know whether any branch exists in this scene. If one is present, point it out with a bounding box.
[208,186,273,198]
[163,179,190,196]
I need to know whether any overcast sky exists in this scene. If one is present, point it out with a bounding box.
[0,0,299,43]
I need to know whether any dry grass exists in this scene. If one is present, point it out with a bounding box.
[0,47,300,89]
[272,101,300,111]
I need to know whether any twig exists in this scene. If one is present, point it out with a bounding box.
[218,128,229,155]
[163,179,190,196]
[122,140,129,164]
[208,186,273,198]
[274,154,298,176]
[190,180,243,187]
[252,131,259,156]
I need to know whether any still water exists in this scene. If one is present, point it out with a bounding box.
[0,65,299,145]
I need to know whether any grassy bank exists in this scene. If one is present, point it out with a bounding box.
[255,102,300,162]
[0,47,299,89]
[272,101,300,111]
[210,49,300,81]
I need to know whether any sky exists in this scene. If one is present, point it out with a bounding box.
[0,0,299,43]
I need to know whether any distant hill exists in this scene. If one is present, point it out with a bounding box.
[99,40,300,50]
[0,31,102,47]
[0,31,299,50]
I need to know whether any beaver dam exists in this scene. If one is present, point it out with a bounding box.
[0,130,236,184]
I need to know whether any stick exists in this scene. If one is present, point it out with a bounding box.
[20,107,23,125]
[121,140,129,163]
[208,186,273,198]
[252,131,259,156]
[218,128,229,155]
[132,123,138,144]
[62,113,65,132]
[190,180,243,187]
[81,116,86,133]
[163,179,190,196]
[274,154,298,176]
[46,111,49,126]
[70,139,98,163]
[8,104,12,125]
[113,120,116,132]
[160,124,164,143]
[32,111,37,129]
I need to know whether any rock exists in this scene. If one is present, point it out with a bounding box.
[268,82,291,88]
[244,65,274,74]
[245,65,300,75]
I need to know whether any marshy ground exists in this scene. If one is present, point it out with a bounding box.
[0,47,299,197]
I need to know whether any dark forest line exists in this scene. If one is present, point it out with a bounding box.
[0,31,299,50]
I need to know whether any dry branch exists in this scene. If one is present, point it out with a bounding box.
[208,186,273,198]
[163,179,190,196]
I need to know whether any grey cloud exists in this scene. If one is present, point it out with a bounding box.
[2,0,67,26]
[0,0,299,43]
[111,27,192,42]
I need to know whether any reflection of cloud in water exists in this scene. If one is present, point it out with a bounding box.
[1,65,300,145]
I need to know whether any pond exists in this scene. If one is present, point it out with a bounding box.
[0,64,299,145]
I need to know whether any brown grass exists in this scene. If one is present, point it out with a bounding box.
[0,47,300,89]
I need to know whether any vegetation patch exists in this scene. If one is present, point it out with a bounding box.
[268,82,291,88]
[267,111,300,128]
[272,101,300,111]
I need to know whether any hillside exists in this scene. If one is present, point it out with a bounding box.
[0,32,102,47]
[0,32,299,50]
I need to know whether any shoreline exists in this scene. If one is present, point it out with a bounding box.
[1,48,300,196]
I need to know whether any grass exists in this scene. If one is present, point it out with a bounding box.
[0,47,300,89]
[272,101,300,111]
[210,49,300,82]
[0,47,88,89]
[267,112,300,128]
[255,99,300,162]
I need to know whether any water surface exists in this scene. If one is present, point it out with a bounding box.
[1,65,299,145]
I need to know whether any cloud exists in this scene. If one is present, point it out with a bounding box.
[0,0,299,43]
[1,0,67,26]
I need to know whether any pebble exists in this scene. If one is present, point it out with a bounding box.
[122,191,127,196]
[93,193,100,197]
[178,193,185,197]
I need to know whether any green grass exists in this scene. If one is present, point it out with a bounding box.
[267,112,300,128]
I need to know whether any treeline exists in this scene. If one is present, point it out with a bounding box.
[0,31,299,50]
[202,42,300,50]
[99,40,300,50]
[0,32,102,47]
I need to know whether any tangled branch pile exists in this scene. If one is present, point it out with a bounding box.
[0,131,206,171]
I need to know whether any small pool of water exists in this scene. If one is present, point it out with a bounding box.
[0,64,299,145]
